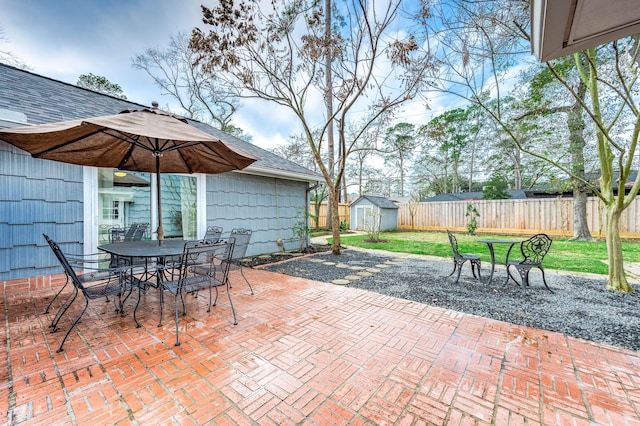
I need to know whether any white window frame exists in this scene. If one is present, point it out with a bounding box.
[84,167,206,255]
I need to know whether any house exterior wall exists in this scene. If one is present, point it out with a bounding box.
[0,142,85,280]
[0,142,311,280]
[206,173,308,255]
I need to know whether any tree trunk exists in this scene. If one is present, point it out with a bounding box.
[567,80,594,241]
[571,189,594,241]
[329,186,342,254]
[605,206,633,292]
[324,0,334,229]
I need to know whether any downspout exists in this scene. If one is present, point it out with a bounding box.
[306,181,320,247]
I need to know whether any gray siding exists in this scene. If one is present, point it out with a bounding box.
[0,142,85,280]
[206,173,309,255]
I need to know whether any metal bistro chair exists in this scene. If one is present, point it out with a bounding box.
[447,230,482,283]
[228,228,254,294]
[159,238,237,346]
[43,234,143,352]
[203,225,223,242]
[506,233,554,292]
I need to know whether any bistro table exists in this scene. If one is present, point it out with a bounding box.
[98,239,187,288]
[476,239,520,285]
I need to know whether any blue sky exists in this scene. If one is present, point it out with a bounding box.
[0,0,300,149]
[0,0,486,151]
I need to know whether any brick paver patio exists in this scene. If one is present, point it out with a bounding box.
[2,268,639,425]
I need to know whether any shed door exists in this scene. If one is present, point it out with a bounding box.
[355,205,374,231]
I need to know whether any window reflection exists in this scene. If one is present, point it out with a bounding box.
[97,169,197,242]
[98,169,151,243]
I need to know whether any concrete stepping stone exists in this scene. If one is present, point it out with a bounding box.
[366,268,381,273]
[349,266,366,270]
[357,271,373,277]
[344,275,362,280]
[332,279,350,285]
[307,258,325,263]
[323,261,337,266]
[375,264,390,268]
[336,263,351,268]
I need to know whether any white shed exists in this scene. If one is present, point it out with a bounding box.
[350,195,399,231]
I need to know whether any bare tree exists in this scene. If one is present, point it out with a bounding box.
[132,32,245,136]
[0,24,27,68]
[190,0,434,254]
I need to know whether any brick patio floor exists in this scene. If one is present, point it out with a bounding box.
[2,268,640,425]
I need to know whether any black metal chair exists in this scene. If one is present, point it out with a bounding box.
[159,239,237,346]
[506,233,553,292]
[203,225,223,242]
[447,230,482,283]
[43,234,143,352]
[228,228,254,294]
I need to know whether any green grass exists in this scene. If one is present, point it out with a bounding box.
[334,231,640,276]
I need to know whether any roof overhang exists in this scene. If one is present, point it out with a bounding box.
[531,0,640,61]
[235,164,322,185]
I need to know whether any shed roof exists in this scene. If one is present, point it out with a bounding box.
[0,63,321,183]
[351,195,399,209]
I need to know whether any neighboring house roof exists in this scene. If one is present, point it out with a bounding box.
[0,63,321,183]
[351,195,399,209]
[421,190,528,202]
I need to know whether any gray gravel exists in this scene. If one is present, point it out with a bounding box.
[262,248,640,352]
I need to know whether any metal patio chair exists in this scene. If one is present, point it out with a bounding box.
[506,233,554,292]
[43,234,143,352]
[43,249,116,318]
[447,230,482,283]
[159,238,237,346]
[203,225,223,242]
[228,228,254,294]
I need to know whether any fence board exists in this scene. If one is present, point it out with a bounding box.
[313,203,350,229]
[397,197,640,238]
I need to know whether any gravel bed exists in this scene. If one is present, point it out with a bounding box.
[262,248,640,352]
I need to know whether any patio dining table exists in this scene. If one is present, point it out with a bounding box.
[98,239,187,287]
[476,239,520,285]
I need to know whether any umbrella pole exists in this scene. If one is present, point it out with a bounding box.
[156,155,164,241]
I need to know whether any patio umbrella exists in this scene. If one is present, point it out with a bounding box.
[0,106,258,240]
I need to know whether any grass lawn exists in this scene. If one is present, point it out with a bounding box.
[335,231,640,276]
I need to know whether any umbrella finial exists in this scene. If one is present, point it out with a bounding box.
[151,101,159,109]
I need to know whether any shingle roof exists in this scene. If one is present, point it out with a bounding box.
[351,195,399,209]
[0,63,321,182]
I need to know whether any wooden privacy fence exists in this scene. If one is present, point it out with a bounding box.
[311,203,350,229]
[397,197,640,238]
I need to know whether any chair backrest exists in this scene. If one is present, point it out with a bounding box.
[447,230,461,257]
[132,223,147,241]
[123,223,139,241]
[229,228,251,260]
[175,238,235,287]
[520,233,552,265]
[43,234,86,291]
[203,226,223,242]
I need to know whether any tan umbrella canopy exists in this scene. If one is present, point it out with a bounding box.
[0,106,258,240]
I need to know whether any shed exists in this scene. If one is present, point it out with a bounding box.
[350,195,399,231]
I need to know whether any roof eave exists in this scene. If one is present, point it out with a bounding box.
[235,164,322,184]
